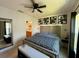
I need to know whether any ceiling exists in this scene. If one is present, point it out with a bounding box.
[0,0,78,18]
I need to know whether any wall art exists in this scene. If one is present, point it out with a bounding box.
[58,15,67,24]
[50,16,57,24]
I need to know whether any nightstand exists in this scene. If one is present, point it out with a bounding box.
[61,39,68,48]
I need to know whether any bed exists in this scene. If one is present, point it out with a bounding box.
[19,32,60,58]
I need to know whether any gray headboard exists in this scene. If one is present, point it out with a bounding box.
[40,26,61,38]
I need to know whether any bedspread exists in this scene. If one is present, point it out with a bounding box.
[26,32,60,58]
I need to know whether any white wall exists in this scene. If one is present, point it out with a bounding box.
[32,19,40,35]
[0,6,36,44]
[0,5,71,44]
[59,13,70,39]
[32,13,71,39]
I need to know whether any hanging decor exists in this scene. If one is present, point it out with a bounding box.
[58,15,67,24]
[38,14,67,25]
[26,21,32,37]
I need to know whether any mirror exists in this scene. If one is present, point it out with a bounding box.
[0,18,13,49]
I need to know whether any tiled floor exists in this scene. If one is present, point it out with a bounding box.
[0,45,18,58]
[0,39,12,48]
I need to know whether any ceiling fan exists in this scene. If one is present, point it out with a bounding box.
[24,0,46,13]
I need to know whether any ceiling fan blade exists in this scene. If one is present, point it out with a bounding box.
[32,9,34,12]
[24,5,33,8]
[38,5,46,8]
[30,0,35,5]
[37,9,43,13]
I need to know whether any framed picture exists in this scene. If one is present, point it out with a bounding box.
[58,15,67,24]
[38,19,43,25]
[50,16,57,24]
[43,17,49,24]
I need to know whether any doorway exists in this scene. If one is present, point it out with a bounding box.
[0,18,13,49]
